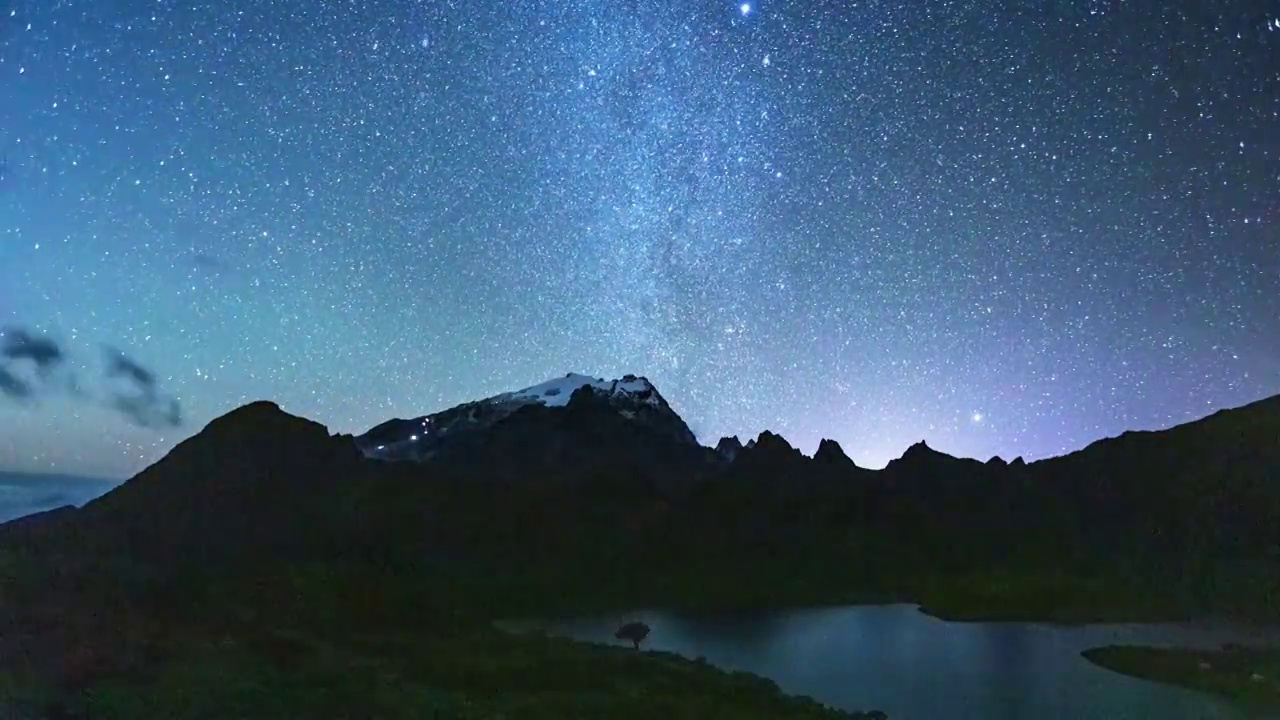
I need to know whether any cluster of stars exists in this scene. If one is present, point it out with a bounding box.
[0,0,1276,478]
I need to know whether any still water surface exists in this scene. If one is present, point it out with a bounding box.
[534,604,1280,720]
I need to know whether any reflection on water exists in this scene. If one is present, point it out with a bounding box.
[532,604,1280,720]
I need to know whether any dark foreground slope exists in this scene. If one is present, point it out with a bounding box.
[1034,395,1280,612]
[1,388,1278,715]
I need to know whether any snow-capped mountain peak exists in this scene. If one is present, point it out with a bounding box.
[489,373,664,409]
[357,372,691,462]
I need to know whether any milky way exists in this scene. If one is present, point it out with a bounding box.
[1,0,1277,478]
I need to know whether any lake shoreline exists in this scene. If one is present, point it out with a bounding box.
[1082,645,1280,709]
[6,552,1276,720]
[534,603,1277,720]
[0,624,890,720]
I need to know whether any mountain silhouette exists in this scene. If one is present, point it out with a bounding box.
[3,377,1278,621]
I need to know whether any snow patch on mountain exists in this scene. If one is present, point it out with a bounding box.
[492,373,662,409]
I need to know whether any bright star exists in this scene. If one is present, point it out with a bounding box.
[971,413,984,423]
[740,3,751,15]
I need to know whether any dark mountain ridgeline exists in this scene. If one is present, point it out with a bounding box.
[2,378,1278,621]
[715,435,744,462]
[813,439,858,469]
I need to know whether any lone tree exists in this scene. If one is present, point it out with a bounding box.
[615,621,651,650]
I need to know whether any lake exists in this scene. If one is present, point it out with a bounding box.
[525,604,1280,720]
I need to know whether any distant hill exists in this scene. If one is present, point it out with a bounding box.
[0,471,120,523]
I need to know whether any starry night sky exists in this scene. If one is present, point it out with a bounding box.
[1,0,1278,479]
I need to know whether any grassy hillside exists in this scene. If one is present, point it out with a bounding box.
[0,554,886,719]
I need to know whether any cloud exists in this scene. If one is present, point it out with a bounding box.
[0,472,120,523]
[0,327,67,400]
[111,392,182,429]
[106,350,156,387]
[104,348,183,429]
[0,366,31,399]
[1,326,65,375]
[0,326,182,430]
